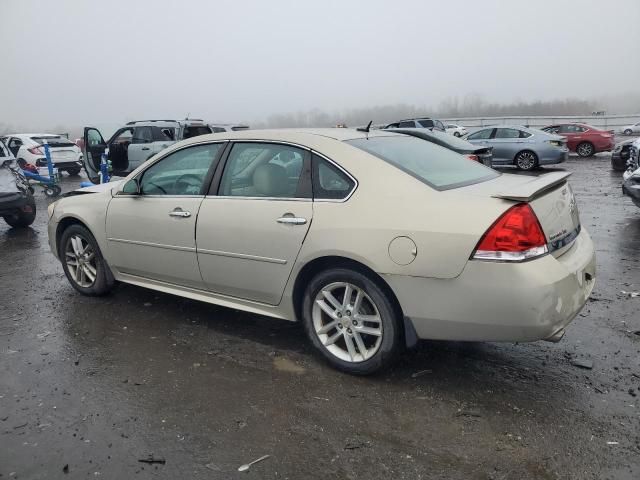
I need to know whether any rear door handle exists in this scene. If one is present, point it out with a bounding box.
[277,216,307,225]
[169,209,191,218]
[142,147,150,151]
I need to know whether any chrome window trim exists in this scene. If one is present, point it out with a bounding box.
[204,195,311,202]
[115,194,205,199]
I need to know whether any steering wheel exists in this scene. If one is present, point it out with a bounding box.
[173,174,202,194]
[144,181,167,194]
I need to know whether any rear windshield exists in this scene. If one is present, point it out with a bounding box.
[346,135,499,190]
[183,125,213,139]
[31,136,75,147]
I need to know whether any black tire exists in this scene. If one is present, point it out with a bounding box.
[44,185,62,197]
[66,167,81,176]
[624,129,633,135]
[59,224,115,296]
[453,131,461,137]
[301,268,402,375]
[514,150,538,170]
[576,142,595,157]
[611,151,629,171]
[3,195,36,228]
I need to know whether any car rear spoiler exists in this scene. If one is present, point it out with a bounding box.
[492,171,572,202]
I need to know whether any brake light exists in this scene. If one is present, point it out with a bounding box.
[28,146,44,155]
[466,154,479,162]
[472,203,548,262]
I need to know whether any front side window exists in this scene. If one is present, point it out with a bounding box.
[399,121,416,128]
[495,128,521,139]
[418,119,435,128]
[467,129,493,140]
[135,143,222,195]
[132,127,153,144]
[112,128,133,145]
[220,143,307,198]
[312,154,355,200]
[346,135,498,190]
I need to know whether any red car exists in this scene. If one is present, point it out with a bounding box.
[541,123,614,157]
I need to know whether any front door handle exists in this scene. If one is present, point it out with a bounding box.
[169,209,191,218]
[277,216,307,225]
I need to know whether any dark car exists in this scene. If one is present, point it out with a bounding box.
[611,138,635,171]
[384,117,446,132]
[0,139,36,228]
[385,127,493,166]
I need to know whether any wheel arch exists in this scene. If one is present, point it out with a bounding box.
[291,255,417,347]
[55,216,91,257]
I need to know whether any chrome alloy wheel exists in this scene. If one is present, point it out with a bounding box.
[576,143,594,157]
[65,235,97,288]
[312,282,383,362]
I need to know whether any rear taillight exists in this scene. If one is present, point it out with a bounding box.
[28,146,43,155]
[472,203,548,262]
[466,154,479,162]
[548,140,564,147]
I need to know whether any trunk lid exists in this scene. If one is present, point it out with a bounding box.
[461,171,581,257]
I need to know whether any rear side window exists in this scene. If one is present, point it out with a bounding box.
[183,125,213,139]
[398,121,416,128]
[495,128,521,139]
[312,154,355,200]
[211,127,226,133]
[418,119,434,128]
[346,136,498,190]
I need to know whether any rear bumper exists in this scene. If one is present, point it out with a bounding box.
[0,192,30,215]
[539,149,568,165]
[384,228,596,342]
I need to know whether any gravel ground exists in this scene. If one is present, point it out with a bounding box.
[1,151,639,479]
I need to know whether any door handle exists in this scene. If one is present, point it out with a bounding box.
[277,216,307,225]
[141,147,150,151]
[169,209,191,218]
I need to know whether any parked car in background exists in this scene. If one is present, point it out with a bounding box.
[384,127,493,166]
[384,117,446,132]
[0,139,36,228]
[464,126,568,170]
[622,140,640,207]
[83,118,213,184]
[48,128,595,374]
[1,133,83,175]
[541,123,614,157]
[611,138,635,171]
[620,122,640,136]
[209,123,250,133]
[445,123,468,137]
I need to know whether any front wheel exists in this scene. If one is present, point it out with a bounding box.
[3,195,36,228]
[66,167,82,176]
[453,131,461,137]
[515,150,538,170]
[576,142,595,157]
[60,224,115,296]
[302,268,402,375]
[624,129,633,135]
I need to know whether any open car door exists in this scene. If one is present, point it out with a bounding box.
[83,127,107,184]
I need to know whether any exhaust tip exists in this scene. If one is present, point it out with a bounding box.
[544,328,565,343]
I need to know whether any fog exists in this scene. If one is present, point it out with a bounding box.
[2,0,639,132]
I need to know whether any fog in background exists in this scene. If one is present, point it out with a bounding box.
[2,0,639,136]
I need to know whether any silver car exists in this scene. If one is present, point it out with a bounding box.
[47,129,595,375]
[464,126,568,170]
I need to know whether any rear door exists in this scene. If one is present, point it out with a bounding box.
[127,126,155,169]
[83,127,106,181]
[466,128,497,157]
[491,128,523,162]
[196,141,312,305]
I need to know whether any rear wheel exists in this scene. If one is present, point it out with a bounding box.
[302,268,402,375]
[60,224,114,296]
[576,142,595,157]
[66,167,81,176]
[453,131,461,137]
[515,150,538,170]
[3,195,36,228]
[624,129,633,135]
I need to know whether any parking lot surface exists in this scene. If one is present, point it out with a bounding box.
[1,152,639,479]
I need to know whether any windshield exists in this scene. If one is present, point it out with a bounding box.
[346,135,499,190]
[31,136,75,147]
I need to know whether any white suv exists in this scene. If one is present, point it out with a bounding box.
[1,133,83,175]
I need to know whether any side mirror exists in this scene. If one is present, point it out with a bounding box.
[121,178,141,195]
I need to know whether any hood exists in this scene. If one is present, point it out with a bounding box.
[73,179,125,195]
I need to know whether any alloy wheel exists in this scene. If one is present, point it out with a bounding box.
[577,143,594,157]
[312,282,383,363]
[65,235,97,288]
[516,151,536,170]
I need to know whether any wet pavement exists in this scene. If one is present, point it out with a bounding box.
[1,152,639,479]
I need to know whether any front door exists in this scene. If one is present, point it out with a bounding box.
[106,142,225,288]
[127,126,155,170]
[83,127,107,182]
[197,142,312,305]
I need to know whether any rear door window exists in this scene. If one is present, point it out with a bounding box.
[346,135,498,190]
[399,121,416,128]
[467,129,493,140]
[494,128,521,139]
[132,127,153,144]
[418,119,434,128]
[183,125,213,139]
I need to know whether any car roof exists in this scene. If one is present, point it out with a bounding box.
[5,133,66,137]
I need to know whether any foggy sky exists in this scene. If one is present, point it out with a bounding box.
[2,0,639,129]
